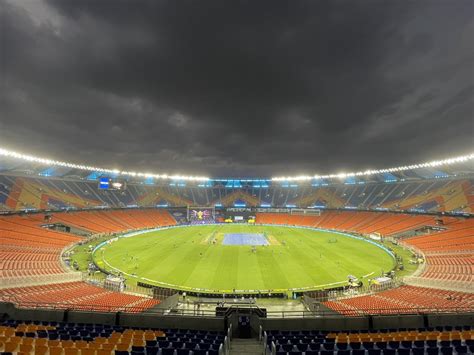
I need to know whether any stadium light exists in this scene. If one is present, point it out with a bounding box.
[0,148,210,181]
[272,152,474,181]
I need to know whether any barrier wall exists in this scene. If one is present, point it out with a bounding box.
[0,302,225,331]
[2,301,472,333]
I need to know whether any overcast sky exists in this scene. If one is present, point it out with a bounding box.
[0,0,473,177]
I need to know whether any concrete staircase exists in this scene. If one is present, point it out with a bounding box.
[229,338,263,354]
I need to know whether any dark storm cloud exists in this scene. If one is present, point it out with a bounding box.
[0,0,473,176]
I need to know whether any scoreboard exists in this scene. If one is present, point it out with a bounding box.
[98,177,127,191]
[187,206,215,222]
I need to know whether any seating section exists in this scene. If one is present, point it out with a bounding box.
[257,211,473,287]
[0,210,176,313]
[0,210,175,281]
[0,282,160,313]
[421,255,473,283]
[265,326,473,355]
[324,286,474,316]
[1,174,473,213]
[402,219,474,253]
[0,320,224,355]
[50,209,176,234]
[255,211,435,236]
[0,247,64,278]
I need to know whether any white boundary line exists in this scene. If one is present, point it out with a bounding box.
[92,223,396,294]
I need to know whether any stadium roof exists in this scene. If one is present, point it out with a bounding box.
[0,147,473,183]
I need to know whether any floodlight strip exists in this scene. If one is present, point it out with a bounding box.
[0,148,210,181]
[271,153,474,181]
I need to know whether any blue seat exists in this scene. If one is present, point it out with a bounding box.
[158,341,170,348]
[323,343,335,350]
[281,344,293,352]
[145,347,158,355]
[400,341,412,349]
[368,349,381,355]
[350,342,361,349]
[309,343,321,351]
[440,347,453,355]
[388,341,400,349]
[455,345,468,354]
[363,342,375,349]
[412,348,425,355]
[352,350,365,355]
[451,339,461,346]
[397,349,410,355]
[426,340,437,348]
[382,349,395,355]
[426,348,439,355]
[296,344,308,352]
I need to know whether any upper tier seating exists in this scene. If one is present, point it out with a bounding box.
[1,174,472,212]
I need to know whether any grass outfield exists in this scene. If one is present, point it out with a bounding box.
[92,225,397,293]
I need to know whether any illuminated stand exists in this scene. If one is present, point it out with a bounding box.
[187,206,216,224]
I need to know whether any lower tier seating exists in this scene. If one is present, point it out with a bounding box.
[0,282,160,313]
[323,286,474,316]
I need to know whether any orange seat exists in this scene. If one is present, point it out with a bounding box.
[81,348,96,355]
[20,343,34,353]
[34,345,48,355]
[61,340,74,348]
[116,343,129,351]
[100,343,115,351]
[48,340,61,347]
[50,347,63,355]
[65,348,79,355]
[22,338,34,345]
[4,342,19,352]
[35,339,48,346]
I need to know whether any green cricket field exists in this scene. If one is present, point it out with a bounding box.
[92,224,396,293]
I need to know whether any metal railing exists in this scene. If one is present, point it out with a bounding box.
[0,300,472,318]
[403,276,472,293]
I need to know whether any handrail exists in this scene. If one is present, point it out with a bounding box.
[0,300,472,318]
